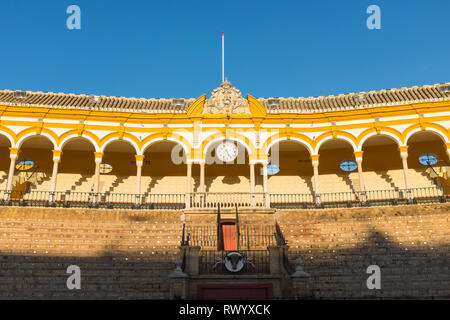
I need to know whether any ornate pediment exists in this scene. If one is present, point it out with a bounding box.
[203,80,251,115]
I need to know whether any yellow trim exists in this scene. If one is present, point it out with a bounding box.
[310,154,320,161]
[247,95,267,118]
[398,146,409,153]
[135,155,144,162]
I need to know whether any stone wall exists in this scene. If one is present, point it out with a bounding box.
[277,203,450,299]
[0,207,183,299]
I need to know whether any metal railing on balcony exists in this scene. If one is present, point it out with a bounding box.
[187,192,267,209]
[0,186,447,210]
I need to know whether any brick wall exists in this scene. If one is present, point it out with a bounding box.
[278,203,450,299]
[0,207,183,299]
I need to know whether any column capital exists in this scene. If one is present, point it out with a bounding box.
[310,154,320,162]
[94,152,104,163]
[9,147,19,158]
[398,146,409,153]
[135,155,144,166]
[353,151,364,160]
[52,150,62,162]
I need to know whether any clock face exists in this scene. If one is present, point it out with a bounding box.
[216,141,238,162]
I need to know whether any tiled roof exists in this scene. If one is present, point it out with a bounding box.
[259,83,450,113]
[0,82,449,114]
[0,90,195,113]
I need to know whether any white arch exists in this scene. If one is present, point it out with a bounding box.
[358,132,402,150]
[315,135,357,154]
[16,132,57,150]
[405,128,449,144]
[140,137,190,156]
[58,134,100,152]
[203,137,253,156]
[264,137,313,155]
[100,136,139,154]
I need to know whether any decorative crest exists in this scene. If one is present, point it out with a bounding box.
[203,80,251,115]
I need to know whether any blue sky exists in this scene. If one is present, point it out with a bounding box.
[0,0,449,99]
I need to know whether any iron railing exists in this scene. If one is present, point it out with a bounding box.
[0,186,447,210]
[199,250,270,274]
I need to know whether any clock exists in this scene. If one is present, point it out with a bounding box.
[216,141,238,162]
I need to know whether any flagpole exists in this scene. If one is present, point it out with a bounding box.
[222,32,225,83]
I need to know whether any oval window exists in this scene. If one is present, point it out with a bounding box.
[267,163,280,175]
[418,153,438,166]
[16,159,34,171]
[100,162,113,174]
[340,160,357,172]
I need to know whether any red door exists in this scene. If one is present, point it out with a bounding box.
[221,222,236,251]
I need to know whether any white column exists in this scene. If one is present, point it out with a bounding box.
[93,152,103,195]
[6,148,19,193]
[399,146,412,201]
[250,163,255,207]
[135,155,144,195]
[354,151,366,203]
[49,150,62,202]
[199,162,205,193]
[311,155,321,206]
[186,162,192,209]
[354,151,365,191]
[262,162,269,208]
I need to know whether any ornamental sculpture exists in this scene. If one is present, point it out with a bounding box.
[203,80,251,115]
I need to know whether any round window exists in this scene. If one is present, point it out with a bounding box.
[418,153,438,166]
[16,159,34,171]
[100,162,113,174]
[340,160,358,172]
[267,163,280,175]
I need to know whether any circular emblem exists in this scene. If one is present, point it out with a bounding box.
[223,251,245,273]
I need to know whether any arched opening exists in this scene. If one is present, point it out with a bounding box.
[101,140,137,194]
[0,135,11,190]
[407,131,448,189]
[14,135,54,195]
[142,140,187,194]
[267,140,313,194]
[361,135,404,190]
[204,140,250,193]
[318,139,356,194]
[59,137,96,192]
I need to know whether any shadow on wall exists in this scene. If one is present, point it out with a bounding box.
[289,230,450,299]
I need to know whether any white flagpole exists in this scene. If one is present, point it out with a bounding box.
[222,32,225,83]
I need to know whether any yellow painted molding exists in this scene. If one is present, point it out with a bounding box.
[135,155,144,162]
[310,154,320,161]
[187,95,206,118]
[9,147,19,155]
